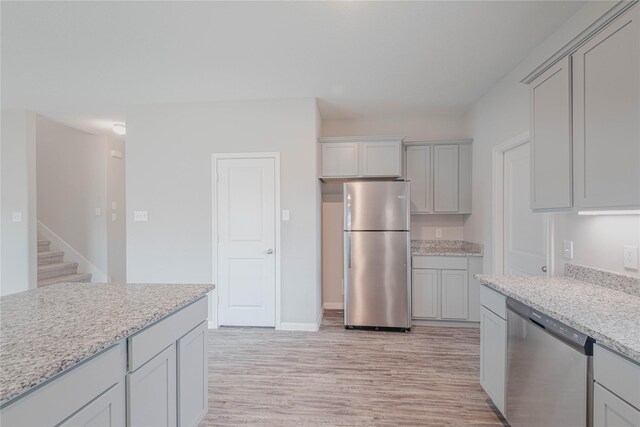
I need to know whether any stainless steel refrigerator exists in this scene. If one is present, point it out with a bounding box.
[343,181,411,330]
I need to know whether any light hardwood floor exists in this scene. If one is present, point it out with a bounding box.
[202,310,507,426]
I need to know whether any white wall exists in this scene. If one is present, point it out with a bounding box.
[125,98,322,326]
[411,215,464,240]
[106,135,126,282]
[36,115,109,279]
[321,201,343,309]
[464,1,639,275]
[1,110,37,295]
[322,115,468,141]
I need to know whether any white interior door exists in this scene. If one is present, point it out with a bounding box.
[216,156,276,327]
[503,143,547,276]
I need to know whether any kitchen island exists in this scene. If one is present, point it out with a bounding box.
[0,282,213,426]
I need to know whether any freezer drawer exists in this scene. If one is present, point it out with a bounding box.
[344,181,410,231]
[344,231,410,328]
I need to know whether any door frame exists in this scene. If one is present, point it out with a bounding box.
[211,152,282,329]
[492,132,554,276]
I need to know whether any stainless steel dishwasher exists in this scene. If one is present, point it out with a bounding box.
[506,298,594,427]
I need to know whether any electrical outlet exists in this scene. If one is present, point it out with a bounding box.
[134,211,148,222]
[563,240,574,260]
[435,228,442,238]
[12,212,22,222]
[623,246,638,270]
[112,202,118,210]
[282,210,290,221]
[111,213,118,222]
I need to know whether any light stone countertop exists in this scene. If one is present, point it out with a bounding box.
[0,282,214,405]
[412,240,483,257]
[475,274,640,363]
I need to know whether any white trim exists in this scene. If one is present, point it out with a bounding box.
[322,302,344,310]
[318,135,404,144]
[521,1,638,84]
[491,132,553,276]
[278,322,320,332]
[403,139,473,146]
[37,220,108,282]
[211,152,282,329]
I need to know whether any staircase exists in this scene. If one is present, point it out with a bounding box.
[37,239,92,287]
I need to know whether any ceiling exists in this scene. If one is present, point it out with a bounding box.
[1,1,584,134]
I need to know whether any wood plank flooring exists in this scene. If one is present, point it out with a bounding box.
[201,310,507,426]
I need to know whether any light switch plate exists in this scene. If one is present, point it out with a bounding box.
[623,246,638,270]
[134,211,148,222]
[12,212,22,222]
[95,208,101,216]
[112,202,118,210]
[282,210,290,221]
[563,240,574,260]
[112,213,118,222]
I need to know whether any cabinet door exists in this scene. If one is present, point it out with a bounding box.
[480,306,507,414]
[321,142,359,177]
[411,269,438,318]
[59,384,124,427]
[433,145,459,212]
[360,141,402,177]
[573,5,640,210]
[594,382,640,427]
[127,344,177,427]
[440,269,468,320]
[178,321,208,427]
[529,56,572,211]
[406,146,432,213]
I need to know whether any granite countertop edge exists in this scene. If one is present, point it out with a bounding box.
[475,275,639,363]
[0,283,214,406]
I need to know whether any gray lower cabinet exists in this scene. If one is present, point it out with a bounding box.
[411,256,481,322]
[593,343,640,427]
[594,383,640,427]
[127,344,177,427]
[411,269,438,318]
[177,321,209,427]
[60,383,124,427]
[479,285,507,416]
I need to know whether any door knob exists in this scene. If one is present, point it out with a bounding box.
[264,249,274,254]
[541,266,548,273]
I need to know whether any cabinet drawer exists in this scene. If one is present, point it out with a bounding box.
[594,382,640,426]
[480,285,506,320]
[412,256,467,270]
[128,297,207,372]
[0,343,124,427]
[594,344,640,409]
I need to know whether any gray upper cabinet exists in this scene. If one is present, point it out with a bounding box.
[406,146,432,213]
[405,141,472,214]
[526,3,639,213]
[572,5,640,211]
[529,56,572,211]
[434,145,459,212]
[319,136,403,179]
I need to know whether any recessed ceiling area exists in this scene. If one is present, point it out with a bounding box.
[1,1,584,134]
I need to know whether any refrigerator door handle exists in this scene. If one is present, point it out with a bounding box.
[348,233,352,268]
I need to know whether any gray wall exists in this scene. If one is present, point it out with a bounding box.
[125,98,322,325]
[1,110,37,295]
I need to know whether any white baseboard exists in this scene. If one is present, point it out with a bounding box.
[323,302,344,310]
[37,221,108,282]
[278,322,319,332]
